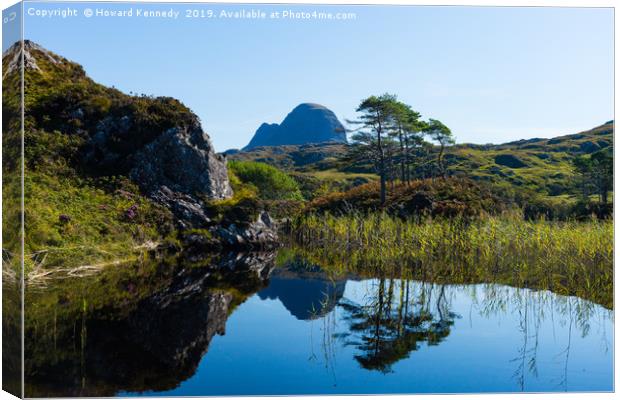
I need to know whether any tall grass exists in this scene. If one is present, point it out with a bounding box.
[289,213,613,308]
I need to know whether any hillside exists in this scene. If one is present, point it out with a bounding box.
[447,121,613,196]
[243,103,346,150]
[2,41,275,270]
[229,121,613,200]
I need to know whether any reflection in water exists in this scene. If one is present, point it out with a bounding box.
[258,259,347,320]
[22,251,613,397]
[24,252,277,397]
[337,280,457,373]
[2,276,22,396]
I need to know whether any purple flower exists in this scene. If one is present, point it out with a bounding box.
[125,204,139,220]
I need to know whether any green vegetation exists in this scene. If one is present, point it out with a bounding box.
[231,118,613,210]
[573,147,613,204]
[2,43,203,272]
[23,173,173,272]
[307,178,505,218]
[2,43,612,318]
[288,213,613,308]
[228,160,303,201]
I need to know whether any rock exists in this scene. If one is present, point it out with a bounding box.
[150,186,212,229]
[244,103,346,150]
[82,115,133,169]
[130,126,232,200]
[3,40,61,78]
[494,154,528,168]
[210,211,279,250]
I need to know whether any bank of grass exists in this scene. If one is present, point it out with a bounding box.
[20,172,173,272]
[290,212,613,308]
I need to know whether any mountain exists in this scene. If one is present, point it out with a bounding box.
[243,103,346,150]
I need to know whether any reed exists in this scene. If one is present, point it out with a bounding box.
[289,212,613,308]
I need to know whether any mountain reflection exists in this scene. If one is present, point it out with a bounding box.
[258,258,347,320]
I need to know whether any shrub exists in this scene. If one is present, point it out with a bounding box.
[228,160,303,201]
[307,177,506,219]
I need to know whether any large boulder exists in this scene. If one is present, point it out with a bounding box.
[210,211,279,250]
[130,125,233,200]
[244,103,346,150]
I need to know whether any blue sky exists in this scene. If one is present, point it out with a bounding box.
[16,2,614,151]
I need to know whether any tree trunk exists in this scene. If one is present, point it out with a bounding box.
[399,129,406,183]
[438,144,446,179]
[380,174,387,205]
[404,135,410,184]
[377,116,387,206]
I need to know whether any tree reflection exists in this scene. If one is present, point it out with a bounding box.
[469,284,609,392]
[337,278,457,373]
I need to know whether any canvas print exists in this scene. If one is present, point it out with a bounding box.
[1,1,614,397]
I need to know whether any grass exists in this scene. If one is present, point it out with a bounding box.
[289,212,613,308]
[306,169,377,181]
[19,172,173,272]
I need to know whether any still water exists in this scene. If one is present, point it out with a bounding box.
[21,252,613,396]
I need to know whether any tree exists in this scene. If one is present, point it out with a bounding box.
[338,279,454,373]
[348,94,398,205]
[590,149,613,204]
[572,155,593,199]
[424,119,455,179]
[389,101,425,184]
[572,149,613,204]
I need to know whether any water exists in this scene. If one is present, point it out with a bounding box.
[21,252,613,396]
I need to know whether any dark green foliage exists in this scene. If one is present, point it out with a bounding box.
[424,119,454,178]
[494,154,528,168]
[221,197,263,227]
[572,147,613,204]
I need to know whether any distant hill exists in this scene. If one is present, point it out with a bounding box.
[243,103,346,150]
[229,121,613,199]
[446,121,613,196]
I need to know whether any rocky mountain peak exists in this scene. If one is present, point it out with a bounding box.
[244,102,347,150]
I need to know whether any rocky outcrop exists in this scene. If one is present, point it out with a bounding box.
[6,40,277,251]
[130,125,232,200]
[244,103,346,150]
[150,186,212,229]
[210,211,279,250]
[127,124,236,230]
[3,40,62,78]
[181,211,280,253]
